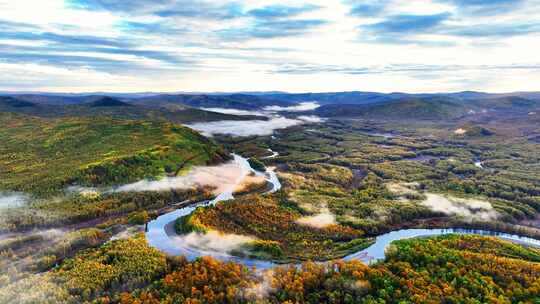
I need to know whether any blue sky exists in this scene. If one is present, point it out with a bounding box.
[1,0,539,93]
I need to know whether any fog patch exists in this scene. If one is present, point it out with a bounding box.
[474,161,484,169]
[454,128,467,135]
[386,182,420,197]
[244,270,275,300]
[115,156,251,194]
[234,174,267,193]
[192,102,323,137]
[201,108,267,116]
[66,186,100,198]
[297,115,325,123]
[37,228,65,241]
[110,226,142,241]
[186,116,304,137]
[296,208,336,228]
[0,273,70,304]
[422,193,498,221]
[263,102,320,112]
[174,231,254,254]
[0,193,28,209]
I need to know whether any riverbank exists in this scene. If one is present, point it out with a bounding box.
[146,154,540,269]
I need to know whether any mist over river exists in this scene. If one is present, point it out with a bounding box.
[188,102,323,136]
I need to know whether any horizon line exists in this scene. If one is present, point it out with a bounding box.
[1,89,539,96]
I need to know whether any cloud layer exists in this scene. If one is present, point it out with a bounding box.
[1,0,540,92]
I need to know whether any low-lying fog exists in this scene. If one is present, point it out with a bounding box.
[422,193,498,221]
[187,116,323,137]
[263,102,320,112]
[172,231,254,255]
[193,102,323,137]
[296,208,336,228]
[386,183,498,221]
[202,108,268,116]
[116,155,251,194]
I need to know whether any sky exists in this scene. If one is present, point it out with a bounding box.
[1,0,540,93]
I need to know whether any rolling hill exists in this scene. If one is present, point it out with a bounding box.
[313,97,470,120]
[262,91,540,105]
[0,112,229,196]
[0,96,38,108]
[131,93,292,110]
[464,96,540,112]
[87,96,133,107]
[0,96,264,123]
[3,92,538,124]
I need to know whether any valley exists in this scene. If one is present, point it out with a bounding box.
[0,91,539,303]
[4,1,540,302]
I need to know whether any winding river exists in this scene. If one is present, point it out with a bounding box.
[146,154,540,270]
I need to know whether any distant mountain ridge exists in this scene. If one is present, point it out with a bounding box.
[311,95,540,121]
[130,93,292,110]
[0,95,266,123]
[3,90,540,104]
[313,97,469,120]
[0,96,37,108]
[88,96,133,107]
[1,91,538,122]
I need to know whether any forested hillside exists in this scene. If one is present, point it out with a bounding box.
[0,112,228,196]
[2,234,537,303]
[0,96,262,124]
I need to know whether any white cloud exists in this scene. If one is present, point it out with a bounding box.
[1,0,119,28]
[1,0,540,92]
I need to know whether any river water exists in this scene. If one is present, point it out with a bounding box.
[146,154,540,270]
[343,228,540,264]
[146,154,280,269]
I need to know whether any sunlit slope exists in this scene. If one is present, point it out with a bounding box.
[12,234,537,303]
[0,112,228,196]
